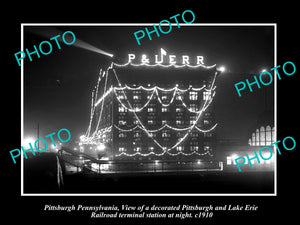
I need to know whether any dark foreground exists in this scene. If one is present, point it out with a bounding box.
[23,154,274,194]
[60,171,274,194]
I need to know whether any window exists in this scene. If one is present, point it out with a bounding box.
[190,146,199,151]
[118,132,126,138]
[189,91,198,100]
[134,132,141,138]
[119,147,126,152]
[149,133,156,138]
[248,138,252,146]
[176,107,183,112]
[176,94,182,100]
[190,115,197,120]
[161,95,168,100]
[176,146,184,151]
[190,120,196,125]
[176,120,184,125]
[134,147,141,152]
[204,145,210,151]
[250,125,275,146]
[191,132,198,138]
[118,106,127,112]
[255,129,260,146]
[204,119,210,125]
[148,107,155,112]
[162,107,169,112]
[133,95,141,100]
[226,156,232,165]
[260,126,266,146]
[148,146,154,151]
[148,120,154,125]
[203,91,211,100]
[204,112,211,117]
[266,126,272,145]
[204,132,212,137]
[272,127,275,142]
[251,133,256,146]
[118,94,125,100]
[162,131,170,138]
[119,120,126,125]
[189,104,198,111]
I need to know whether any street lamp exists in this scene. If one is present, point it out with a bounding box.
[23,137,35,146]
[217,66,226,73]
[97,143,106,151]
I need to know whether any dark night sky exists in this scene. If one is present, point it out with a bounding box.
[23,25,275,145]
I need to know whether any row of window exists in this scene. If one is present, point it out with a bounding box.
[118,104,205,113]
[118,119,211,126]
[248,126,275,146]
[118,145,211,152]
[116,91,211,102]
[118,132,213,138]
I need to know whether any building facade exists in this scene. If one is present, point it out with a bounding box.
[81,53,221,164]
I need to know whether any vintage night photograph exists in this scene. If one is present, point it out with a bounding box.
[21,24,275,195]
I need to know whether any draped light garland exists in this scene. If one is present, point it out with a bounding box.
[85,69,103,137]
[82,63,113,144]
[112,68,218,157]
[113,61,216,69]
[113,84,215,113]
[114,123,218,133]
[81,61,218,158]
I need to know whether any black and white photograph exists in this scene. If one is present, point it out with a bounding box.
[22,24,276,195]
[4,4,298,225]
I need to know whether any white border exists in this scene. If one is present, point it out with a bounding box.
[21,23,277,196]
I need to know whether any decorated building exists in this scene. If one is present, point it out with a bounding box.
[80,48,223,163]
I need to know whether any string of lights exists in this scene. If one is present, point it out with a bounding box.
[114,123,218,133]
[114,87,156,112]
[85,69,103,137]
[113,61,216,69]
[81,125,112,145]
[112,68,218,156]
[115,149,212,157]
[113,85,214,113]
[91,70,108,138]
[112,68,167,151]
[81,61,218,158]
[90,62,115,140]
[84,90,94,137]
[114,84,206,92]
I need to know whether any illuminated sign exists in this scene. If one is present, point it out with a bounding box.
[128,48,204,66]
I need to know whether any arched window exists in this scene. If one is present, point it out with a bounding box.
[252,133,256,146]
[255,129,260,146]
[260,126,265,146]
[249,125,274,146]
[266,126,272,145]
[272,127,275,142]
[248,138,252,146]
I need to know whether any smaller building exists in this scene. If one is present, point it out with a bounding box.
[216,144,275,173]
[248,125,275,146]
